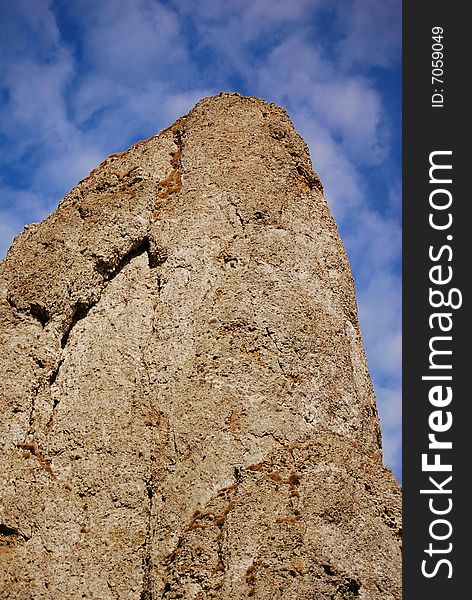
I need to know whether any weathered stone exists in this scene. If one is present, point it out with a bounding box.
[0,93,401,599]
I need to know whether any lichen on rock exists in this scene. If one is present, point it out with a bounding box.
[0,93,401,599]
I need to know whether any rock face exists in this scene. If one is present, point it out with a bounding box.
[0,93,401,599]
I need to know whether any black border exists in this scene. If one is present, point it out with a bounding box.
[403,3,468,596]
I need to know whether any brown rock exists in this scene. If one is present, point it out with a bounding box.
[0,93,401,599]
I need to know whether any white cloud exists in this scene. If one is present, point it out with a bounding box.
[252,35,388,169]
[334,0,402,69]
[0,187,55,257]
[376,385,402,476]
[0,40,74,157]
[0,213,26,259]
[69,0,190,79]
[175,0,321,42]
[358,272,401,378]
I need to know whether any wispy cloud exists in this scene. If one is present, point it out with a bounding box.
[334,0,402,69]
[0,0,401,477]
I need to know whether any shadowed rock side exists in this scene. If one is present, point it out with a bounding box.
[0,93,401,599]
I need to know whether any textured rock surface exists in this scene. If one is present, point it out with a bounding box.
[0,93,401,599]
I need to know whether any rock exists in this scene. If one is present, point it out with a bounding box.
[0,93,401,599]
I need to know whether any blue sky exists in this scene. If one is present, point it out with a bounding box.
[0,0,401,478]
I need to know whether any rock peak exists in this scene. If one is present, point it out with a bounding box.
[0,96,401,598]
